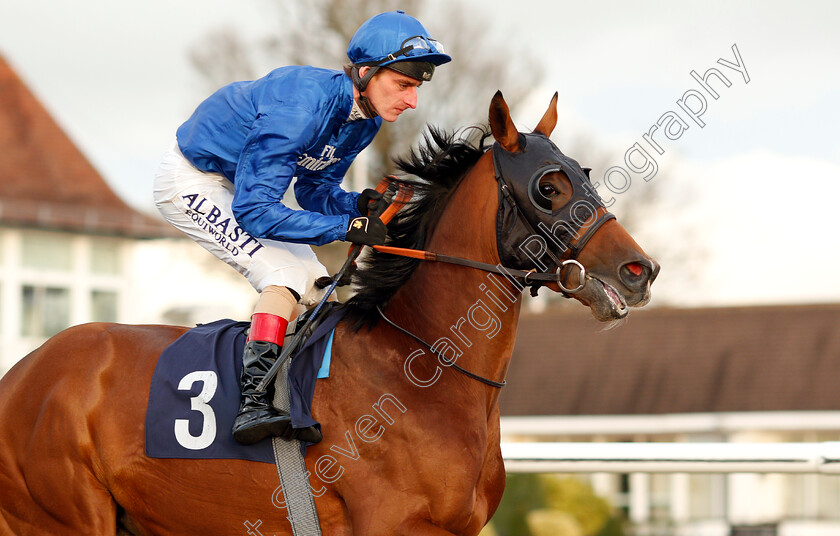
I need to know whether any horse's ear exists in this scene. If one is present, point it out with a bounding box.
[534,92,559,137]
[489,90,521,152]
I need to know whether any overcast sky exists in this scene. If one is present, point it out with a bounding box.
[1,0,838,308]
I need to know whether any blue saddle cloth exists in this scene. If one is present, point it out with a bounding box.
[144,308,345,463]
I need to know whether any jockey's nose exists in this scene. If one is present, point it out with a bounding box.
[619,258,659,292]
[405,87,417,109]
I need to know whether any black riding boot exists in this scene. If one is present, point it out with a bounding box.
[232,340,324,445]
[232,340,292,445]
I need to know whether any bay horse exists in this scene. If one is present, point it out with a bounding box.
[0,92,658,535]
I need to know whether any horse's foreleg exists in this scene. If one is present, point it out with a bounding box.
[0,469,117,536]
[1,441,117,534]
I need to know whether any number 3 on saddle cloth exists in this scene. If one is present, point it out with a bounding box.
[144,306,346,462]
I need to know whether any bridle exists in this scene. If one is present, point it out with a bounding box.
[371,134,615,296]
[366,135,615,389]
[490,134,615,297]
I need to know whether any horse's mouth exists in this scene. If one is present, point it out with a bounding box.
[587,276,629,320]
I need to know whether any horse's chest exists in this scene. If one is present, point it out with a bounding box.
[416,435,502,524]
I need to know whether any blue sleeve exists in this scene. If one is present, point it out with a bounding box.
[231,108,349,246]
[294,153,363,218]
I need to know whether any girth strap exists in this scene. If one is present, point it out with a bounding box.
[270,358,322,535]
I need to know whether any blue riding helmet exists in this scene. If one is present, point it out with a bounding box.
[347,10,452,69]
[345,11,451,117]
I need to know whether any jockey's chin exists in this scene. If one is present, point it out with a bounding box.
[380,107,409,122]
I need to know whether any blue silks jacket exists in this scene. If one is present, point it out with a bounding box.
[176,66,382,246]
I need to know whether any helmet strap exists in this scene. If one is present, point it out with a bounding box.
[357,95,379,119]
[345,64,379,92]
[345,64,380,119]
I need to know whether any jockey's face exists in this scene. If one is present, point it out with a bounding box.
[361,67,421,122]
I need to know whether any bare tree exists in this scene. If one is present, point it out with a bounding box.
[188,28,259,88]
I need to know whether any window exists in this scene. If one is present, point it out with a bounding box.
[817,475,840,519]
[783,433,840,520]
[649,474,671,521]
[731,524,777,536]
[21,232,72,271]
[22,286,70,337]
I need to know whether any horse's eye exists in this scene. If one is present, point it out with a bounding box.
[539,183,558,198]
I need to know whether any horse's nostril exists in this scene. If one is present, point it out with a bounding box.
[626,262,644,277]
[620,261,651,287]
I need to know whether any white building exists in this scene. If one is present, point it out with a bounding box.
[0,53,255,376]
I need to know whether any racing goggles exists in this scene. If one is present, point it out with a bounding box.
[383,35,446,63]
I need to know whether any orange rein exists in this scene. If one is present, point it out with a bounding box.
[359,178,586,292]
[375,176,414,225]
[347,175,415,257]
[371,245,432,260]
[357,176,584,293]
[354,175,586,292]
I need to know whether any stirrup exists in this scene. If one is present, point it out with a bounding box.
[232,406,292,445]
[285,424,323,444]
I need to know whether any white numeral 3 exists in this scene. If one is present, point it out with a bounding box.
[174,370,218,450]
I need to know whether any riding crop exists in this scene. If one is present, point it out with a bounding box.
[255,177,413,393]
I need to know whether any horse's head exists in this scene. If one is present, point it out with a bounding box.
[489,91,659,321]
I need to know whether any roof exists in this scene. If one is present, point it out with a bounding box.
[500,303,840,416]
[0,53,178,238]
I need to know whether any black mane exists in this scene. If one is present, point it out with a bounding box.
[345,125,490,326]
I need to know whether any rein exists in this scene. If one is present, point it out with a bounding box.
[371,244,586,292]
[362,136,612,389]
[375,306,507,388]
[370,139,616,298]
[364,177,516,390]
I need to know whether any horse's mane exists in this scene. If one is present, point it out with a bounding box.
[345,125,490,327]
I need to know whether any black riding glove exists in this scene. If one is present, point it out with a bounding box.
[357,188,386,216]
[345,216,387,246]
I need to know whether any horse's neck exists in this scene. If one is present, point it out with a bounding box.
[386,155,521,404]
[389,262,522,390]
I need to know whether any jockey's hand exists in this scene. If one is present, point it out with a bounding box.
[345,216,387,246]
[357,188,386,216]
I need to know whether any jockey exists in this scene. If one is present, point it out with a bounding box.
[154,11,451,446]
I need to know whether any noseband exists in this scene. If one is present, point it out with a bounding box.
[492,134,615,296]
